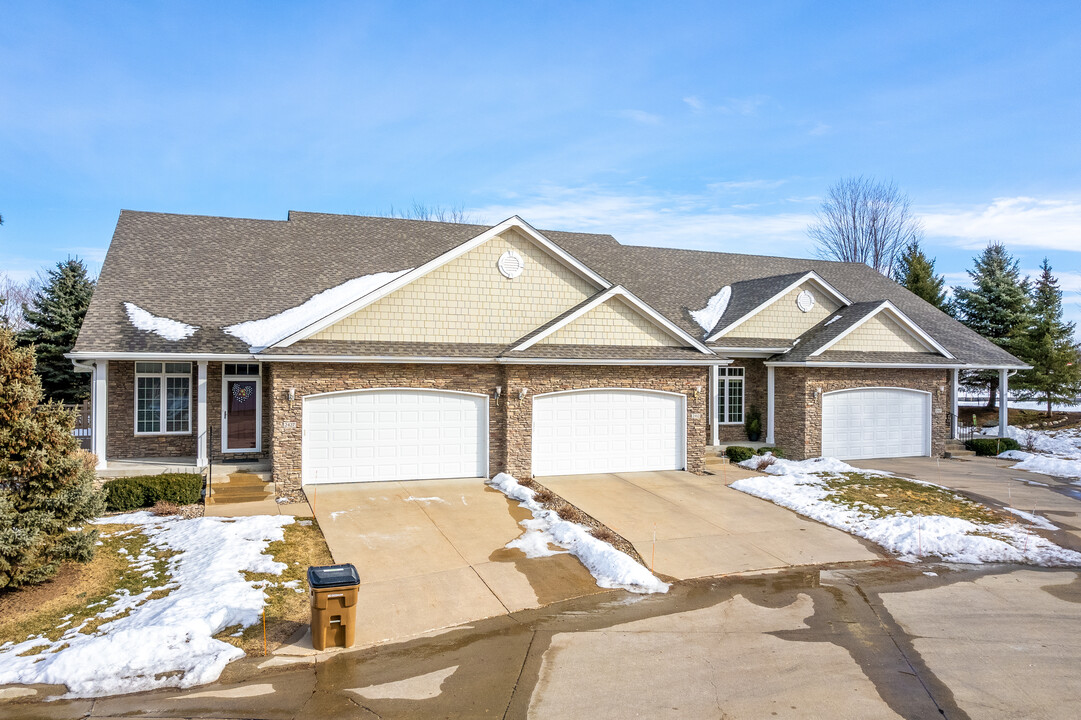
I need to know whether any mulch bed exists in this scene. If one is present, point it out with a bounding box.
[518,478,646,566]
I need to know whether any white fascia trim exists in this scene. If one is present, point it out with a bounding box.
[499,357,723,366]
[706,271,852,343]
[67,352,256,361]
[271,216,612,349]
[514,285,713,354]
[709,346,790,355]
[258,354,723,366]
[809,301,954,358]
[765,361,968,369]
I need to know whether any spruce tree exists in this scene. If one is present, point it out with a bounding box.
[19,258,94,403]
[893,240,950,312]
[1016,260,1081,416]
[0,326,104,589]
[952,243,1032,409]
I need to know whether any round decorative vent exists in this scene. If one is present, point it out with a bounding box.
[796,290,815,313]
[497,250,525,279]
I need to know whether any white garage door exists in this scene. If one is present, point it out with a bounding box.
[821,388,930,460]
[303,389,487,485]
[532,389,685,476]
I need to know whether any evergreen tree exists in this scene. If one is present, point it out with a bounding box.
[893,240,950,312]
[0,326,104,589]
[1016,259,1081,416]
[952,243,1032,409]
[19,258,94,403]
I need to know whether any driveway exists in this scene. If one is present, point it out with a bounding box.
[541,468,879,579]
[849,455,1081,552]
[309,478,602,647]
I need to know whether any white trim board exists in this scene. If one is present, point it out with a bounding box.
[272,216,613,348]
[809,301,954,358]
[513,285,713,354]
[707,271,851,343]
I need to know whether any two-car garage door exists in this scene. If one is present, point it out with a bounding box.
[821,388,930,460]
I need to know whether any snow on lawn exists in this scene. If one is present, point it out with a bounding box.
[689,286,731,334]
[994,426,1081,480]
[0,513,293,698]
[730,456,1081,566]
[487,474,669,594]
[124,302,198,341]
[224,268,412,348]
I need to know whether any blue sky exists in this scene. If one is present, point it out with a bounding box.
[2,1,1080,328]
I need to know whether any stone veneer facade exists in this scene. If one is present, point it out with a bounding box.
[106,361,269,463]
[267,362,709,498]
[773,366,950,460]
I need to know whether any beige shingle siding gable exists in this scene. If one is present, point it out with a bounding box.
[537,296,681,347]
[312,228,599,344]
[830,313,934,354]
[724,282,840,341]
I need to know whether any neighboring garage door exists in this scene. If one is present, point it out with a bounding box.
[821,387,930,460]
[302,389,487,484]
[532,389,685,476]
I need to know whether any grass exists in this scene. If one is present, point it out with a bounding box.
[214,518,333,656]
[0,523,175,650]
[822,472,1002,524]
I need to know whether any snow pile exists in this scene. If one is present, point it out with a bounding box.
[1003,507,1058,531]
[993,426,1081,480]
[0,513,293,698]
[224,268,413,348]
[124,303,198,341]
[690,286,731,333]
[730,457,1081,566]
[487,473,669,594]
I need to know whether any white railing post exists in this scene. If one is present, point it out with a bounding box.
[197,360,208,468]
[92,361,108,470]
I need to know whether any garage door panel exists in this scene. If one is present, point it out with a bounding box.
[533,390,685,476]
[822,388,929,460]
[303,390,487,484]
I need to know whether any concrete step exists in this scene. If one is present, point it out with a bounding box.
[945,450,977,458]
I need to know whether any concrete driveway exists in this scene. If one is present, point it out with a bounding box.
[309,478,601,647]
[541,468,879,580]
[849,455,1081,552]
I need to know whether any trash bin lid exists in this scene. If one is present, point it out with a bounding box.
[307,563,360,588]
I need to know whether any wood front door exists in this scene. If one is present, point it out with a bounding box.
[223,376,260,452]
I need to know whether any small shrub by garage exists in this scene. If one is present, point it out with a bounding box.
[756,446,785,458]
[964,437,1021,456]
[725,446,755,463]
[104,474,203,512]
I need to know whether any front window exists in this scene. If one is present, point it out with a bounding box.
[135,362,191,434]
[718,366,745,424]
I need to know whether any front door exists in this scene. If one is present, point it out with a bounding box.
[223,364,260,452]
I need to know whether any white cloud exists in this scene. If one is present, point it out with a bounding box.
[682,95,704,111]
[470,185,814,254]
[617,109,662,125]
[922,197,1081,253]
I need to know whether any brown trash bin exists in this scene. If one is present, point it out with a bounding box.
[307,563,360,651]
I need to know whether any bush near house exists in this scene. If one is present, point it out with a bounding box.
[103,474,203,512]
[725,446,755,463]
[965,437,1021,456]
[756,446,785,458]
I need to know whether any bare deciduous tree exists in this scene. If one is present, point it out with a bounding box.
[808,176,923,276]
[0,274,40,331]
[387,201,475,224]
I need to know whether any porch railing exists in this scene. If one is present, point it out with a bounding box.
[948,411,977,444]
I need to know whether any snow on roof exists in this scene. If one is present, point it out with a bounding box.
[223,268,413,349]
[689,286,731,333]
[824,315,842,326]
[124,302,198,341]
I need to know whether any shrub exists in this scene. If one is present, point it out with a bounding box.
[756,446,785,458]
[744,406,762,439]
[725,446,755,463]
[965,437,1021,456]
[755,456,776,471]
[104,473,203,512]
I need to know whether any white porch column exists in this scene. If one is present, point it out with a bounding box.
[950,368,959,439]
[92,361,108,470]
[196,360,208,468]
[998,368,1009,437]
[766,365,776,444]
[709,364,719,446]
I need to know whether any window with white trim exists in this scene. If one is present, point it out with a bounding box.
[135,362,191,434]
[718,366,744,424]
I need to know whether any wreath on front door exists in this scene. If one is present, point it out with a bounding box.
[232,384,254,404]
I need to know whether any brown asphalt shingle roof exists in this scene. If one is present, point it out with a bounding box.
[74,210,1025,368]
